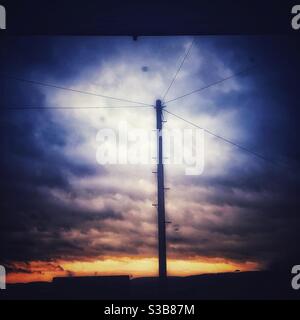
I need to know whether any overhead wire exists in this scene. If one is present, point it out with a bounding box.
[165,64,258,104]
[164,109,289,169]
[162,38,195,101]
[0,73,154,107]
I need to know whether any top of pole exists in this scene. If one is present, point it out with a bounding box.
[155,99,163,109]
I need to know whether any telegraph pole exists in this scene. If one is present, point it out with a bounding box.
[155,99,167,280]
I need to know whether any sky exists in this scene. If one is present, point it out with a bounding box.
[0,36,300,283]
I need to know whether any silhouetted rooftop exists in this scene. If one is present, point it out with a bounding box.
[1,271,299,300]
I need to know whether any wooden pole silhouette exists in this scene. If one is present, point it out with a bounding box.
[155,99,167,279]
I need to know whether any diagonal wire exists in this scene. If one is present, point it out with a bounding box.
[0,105,154,111]
[162,39,195,102]
[164,109,288,168]
[0,73,154,107]
[165,64,258,104]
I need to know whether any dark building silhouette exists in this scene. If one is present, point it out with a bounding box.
[1,272,299,300]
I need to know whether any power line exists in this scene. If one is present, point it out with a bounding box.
[164,109,287,168]
[0,73,153,107]
[0,105,153,111]
[162,39,195,101]
[166,64,257,104]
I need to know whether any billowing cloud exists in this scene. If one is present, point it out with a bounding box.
[0,36,300,280]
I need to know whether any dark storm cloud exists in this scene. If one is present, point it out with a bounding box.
[198,36,300,163]
[168,161,300,269]
[0,36,300,272]
[170,36,300,270]
[0,38,118,264]
[5,262,64,275]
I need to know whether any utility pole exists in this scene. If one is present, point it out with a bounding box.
[155,99,167,280]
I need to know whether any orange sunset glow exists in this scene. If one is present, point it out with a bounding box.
[6,257,260,284]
